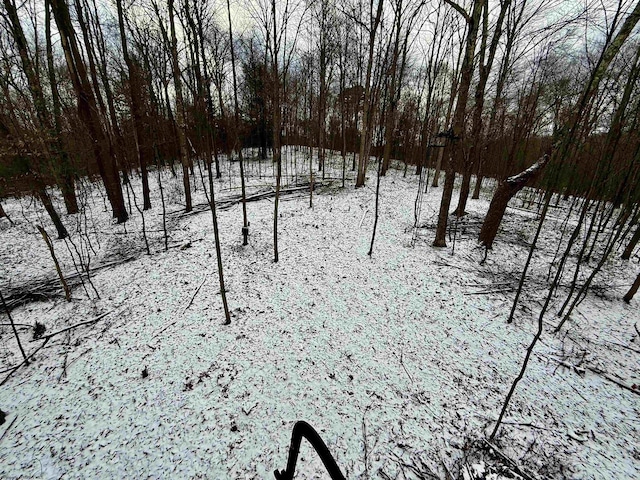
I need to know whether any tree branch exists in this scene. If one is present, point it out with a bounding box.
[442,0,470,23]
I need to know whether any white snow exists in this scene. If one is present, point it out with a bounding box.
[0,151,638,479]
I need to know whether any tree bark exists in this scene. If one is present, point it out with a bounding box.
[454,0,509,216]
[34,181,68,239]
[479,154,549,248]
[271,0,282,262]
[622,225,640,260]
[623,272,640,303]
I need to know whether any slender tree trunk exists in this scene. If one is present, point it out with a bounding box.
[356,0,384,187]
[35,180,68,239]
[37,225,71,301]
[206,151,231,324]
[368,155,383,256]
[0,290,28,365]
[227,0,249,245]
[116,0,151,210]
[271,0,283,262]
[168,0,192,212]
[622,225,640,259]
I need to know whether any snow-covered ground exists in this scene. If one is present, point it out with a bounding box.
[0,151,638,479]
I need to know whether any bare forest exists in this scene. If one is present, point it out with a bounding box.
[0,0,639,478]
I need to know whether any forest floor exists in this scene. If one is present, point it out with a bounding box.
[0,150,638,479]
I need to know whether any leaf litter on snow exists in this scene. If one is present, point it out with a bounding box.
[0,155,638,479]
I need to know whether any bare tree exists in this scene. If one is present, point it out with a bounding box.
[166,0,193,212]
[355,0,384,188]
[453,0,510,216]
[116,0,152,210]
[227,0,250,245]
[433,0,486,247]
[49,0,128,223]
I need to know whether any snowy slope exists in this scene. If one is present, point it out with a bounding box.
[0,154,638,479]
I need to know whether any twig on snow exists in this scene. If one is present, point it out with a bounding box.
[183,273,209,314]
[399,350,414,383]
[482,439,537,480]
[439,453,454,480]
[362,405,371,479]
[0,416,18,444]
[464,288,513,295]
[359,209,369,228]
[585,366,639,396]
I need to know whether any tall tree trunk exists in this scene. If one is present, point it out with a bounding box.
[271,0,284,262]
[44,0,78,214]
[356,0,384,188]
[472,0,523,200]
[50,0,128,223]
[82,0,131,183]
[454,0,509,216]
[227,0,249,244]
[116,0,152,210]
[433,0,486,247]
[381,3,402,177]
[168,0,192,212]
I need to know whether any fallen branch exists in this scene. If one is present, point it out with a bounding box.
[1,256,134,311]
[32,310,113,342]
[1,338,50,386]
[586,366,639,396]
[464,288,514,295]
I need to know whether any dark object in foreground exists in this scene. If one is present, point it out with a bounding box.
[274,421,345,480]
